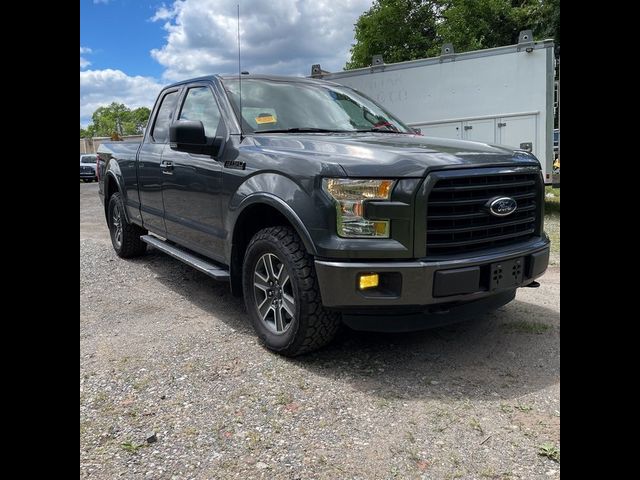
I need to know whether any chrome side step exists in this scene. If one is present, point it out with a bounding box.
[141,235,230,282]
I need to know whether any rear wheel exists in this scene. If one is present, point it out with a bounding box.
[108,192,147,258]
[242,226,340,356]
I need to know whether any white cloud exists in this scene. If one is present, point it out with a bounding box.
[80,46,92,70]
[80,1,374,125]
[150,4,178,22]
[150,0,374,81]
[93,0,110,4]
[80,69,163,126]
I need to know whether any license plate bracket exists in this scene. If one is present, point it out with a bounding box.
[489,257,524,290]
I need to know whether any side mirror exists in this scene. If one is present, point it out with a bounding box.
[413,127,422,135]
[169,120,208,154]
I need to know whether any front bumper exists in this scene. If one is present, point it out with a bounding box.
[315,237,549,309]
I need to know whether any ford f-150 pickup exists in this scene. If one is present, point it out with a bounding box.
[97,74,550,356]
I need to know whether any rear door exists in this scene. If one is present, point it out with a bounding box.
[161,83,226,260]
[137,88,181,235]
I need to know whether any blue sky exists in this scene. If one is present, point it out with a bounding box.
[80,0,374,127]
[80,0,167,78]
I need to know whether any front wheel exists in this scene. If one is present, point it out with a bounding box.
[108,192,147,258]
[242,226,340,356]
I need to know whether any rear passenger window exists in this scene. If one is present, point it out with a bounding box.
[179,87,221,137]
[152,91,179,143]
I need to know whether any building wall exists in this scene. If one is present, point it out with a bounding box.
[80,135,144,154]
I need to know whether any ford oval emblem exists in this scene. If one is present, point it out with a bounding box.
[487,196,517,217]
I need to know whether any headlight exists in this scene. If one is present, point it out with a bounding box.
[322,178,395,238]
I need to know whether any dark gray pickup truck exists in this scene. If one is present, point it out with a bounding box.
[98,74,549,356]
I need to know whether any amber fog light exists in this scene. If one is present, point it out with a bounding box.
[358,273,379,290]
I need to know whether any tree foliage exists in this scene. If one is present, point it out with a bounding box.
[80,103,151,138]
[346,0,560,70]
[346,0,445,70]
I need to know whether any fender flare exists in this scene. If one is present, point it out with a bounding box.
[103,164,130,224]
[232,193,318,256]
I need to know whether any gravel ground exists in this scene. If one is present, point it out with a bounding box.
[80,183,560,480]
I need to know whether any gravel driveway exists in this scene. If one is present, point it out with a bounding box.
[80,183,560,479]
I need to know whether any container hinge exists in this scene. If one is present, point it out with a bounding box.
[310,64,330,78]
[439,43,455,62]
[370,54,384,71]
[517,30,535,53]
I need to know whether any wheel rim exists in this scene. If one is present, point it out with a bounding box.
[253,253,295,334]
[112,204,123,248]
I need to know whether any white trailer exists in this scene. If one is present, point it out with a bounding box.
[311,31,557,184]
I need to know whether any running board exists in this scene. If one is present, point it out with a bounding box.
[141,235,230,282]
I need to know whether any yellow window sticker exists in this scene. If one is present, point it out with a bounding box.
[255,114,277,124]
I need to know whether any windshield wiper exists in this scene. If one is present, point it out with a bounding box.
[354,128,407,134]
[255,128,353,134]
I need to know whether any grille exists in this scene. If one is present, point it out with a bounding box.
[80,166,94,173]
[426,172,540,256]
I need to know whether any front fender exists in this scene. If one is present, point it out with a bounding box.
[227,172,323,257]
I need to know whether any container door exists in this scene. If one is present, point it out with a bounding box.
[462,118,496,144]
[420,122,461,140]
[497,115,537,154]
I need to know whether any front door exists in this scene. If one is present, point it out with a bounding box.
[138,88,181,236]
[161,84,226,261]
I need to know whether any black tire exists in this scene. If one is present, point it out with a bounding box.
[242,226,340,356]
[108,192,147,258]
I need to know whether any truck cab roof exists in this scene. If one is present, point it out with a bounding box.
[164,74,339,90]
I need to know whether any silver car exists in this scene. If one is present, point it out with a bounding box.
[80,154,98,182]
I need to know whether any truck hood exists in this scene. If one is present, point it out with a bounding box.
[251,133,539,177]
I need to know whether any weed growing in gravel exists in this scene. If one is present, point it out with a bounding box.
[276,392,292,405]
[444,470,465,479]
[503,321,551,334]
[480,467,497,478]
[538,442,560,462]
[515,404,533,412]
[120,441,143,453]
[500,404,513,413]
[469,417,484,434]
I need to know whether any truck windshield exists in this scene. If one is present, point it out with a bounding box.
[81,155,97,164]
[222,78,412,134]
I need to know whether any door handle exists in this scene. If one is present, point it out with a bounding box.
[160,161,174,174]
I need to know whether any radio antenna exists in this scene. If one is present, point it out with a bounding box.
[237,4,243,141]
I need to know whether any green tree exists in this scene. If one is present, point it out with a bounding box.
[346,0,445,70]
[80,127,89,138]
[346,0,560,70]
[128,107,152,133]
[85,103,151,137]
[436,0,553,53]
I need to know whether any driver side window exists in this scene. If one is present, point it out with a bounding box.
[178,87,222,137]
